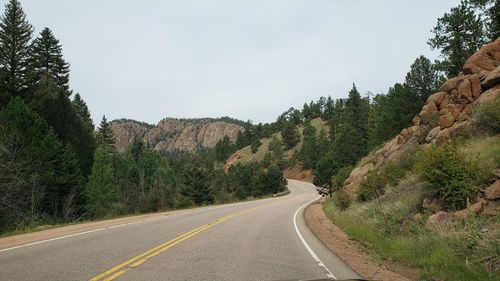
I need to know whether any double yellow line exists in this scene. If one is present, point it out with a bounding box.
[90,202,278,281]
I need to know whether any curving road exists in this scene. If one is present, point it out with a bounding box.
[0,180,360,281]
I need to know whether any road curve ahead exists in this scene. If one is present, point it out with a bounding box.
[0,180,360,281]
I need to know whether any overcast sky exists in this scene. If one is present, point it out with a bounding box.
[12,0,459,125]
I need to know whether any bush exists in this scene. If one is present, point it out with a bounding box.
[357,169,386,202]
[471,97,500,135]
[333,190,351,211]
[251,139,261,154]
[416,143,482,210]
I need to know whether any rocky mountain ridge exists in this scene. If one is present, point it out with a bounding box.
[111,117,244,153]
[344,38,500,194]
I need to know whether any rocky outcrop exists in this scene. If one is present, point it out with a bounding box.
[111,118,244,153]
[343,38,500,194]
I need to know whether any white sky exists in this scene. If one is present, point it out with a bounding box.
[10,0,459,125]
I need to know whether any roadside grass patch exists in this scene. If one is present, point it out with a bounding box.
[324,172,499,281]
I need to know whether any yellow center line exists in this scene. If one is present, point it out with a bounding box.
[89,196,302,281]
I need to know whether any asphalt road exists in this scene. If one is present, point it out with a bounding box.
[0,180,361,281]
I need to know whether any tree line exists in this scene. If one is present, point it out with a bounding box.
[0,0,287,233]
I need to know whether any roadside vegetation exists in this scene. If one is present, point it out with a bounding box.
[324,134,499,281]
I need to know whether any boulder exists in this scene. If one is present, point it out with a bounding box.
[459,106,472,121]
[441,94,451,108]
[449,121,472,138]
[400,126,419,140]
[419,102,438,121]
[473,85,500,106]
[434,127,451,144]
[426,211,452,229]
[439,113,456,129]
[412,116,422,126]
[423,198,445,212]
[469,74,482,99]
[427,92,446,106]
[481,66,500,89]
[425,126,440,142]
[344,162,375,194]
[457,78,473,102]
[453,201,484,219]
[485,180,500,201]
[462,38,500,75]
[440,77,460,92]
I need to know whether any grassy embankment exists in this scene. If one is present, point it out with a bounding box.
[324,135,499,281]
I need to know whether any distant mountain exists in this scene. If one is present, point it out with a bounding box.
[110,117,244,153]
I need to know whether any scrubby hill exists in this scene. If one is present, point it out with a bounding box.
[224,117,329,169]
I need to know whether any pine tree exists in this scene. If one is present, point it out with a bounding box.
[95,115,116,151]
[72,93,94,131]
[299,122,318,168]
[179,163,214,205]
[215,136,232,162]
[404,56,441,106]
[28,28,70,92]
[428,1,486,77]
[281,121,300,150]
[30,75,95,176]
[468,0,500,40]
[85,147,117,218]
[0,0,33,98]
[333,84,369,168]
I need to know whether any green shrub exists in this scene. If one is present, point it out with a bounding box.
[357,169,386,201]
[332,190,351,211]
[251,139,261,154]
[416,143,482,210]
[472,97,500,135]
[331,165,353,191]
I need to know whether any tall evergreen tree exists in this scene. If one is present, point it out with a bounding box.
[95,115,116,151]
[72,93,94,132]
[404,56,441,106]
[0,0,33,99]
[28,27,70,92]
[281,121,300,150]
[215,136,233,162]
[468,0,500,40]
[179,163,214,205]
[30,75,94,176]
[85,147,117,218]
[428,1,486,77]
[333,84,369,168]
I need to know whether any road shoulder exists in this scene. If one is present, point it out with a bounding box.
[305,201,418,281]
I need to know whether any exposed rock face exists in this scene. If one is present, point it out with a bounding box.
[111,118,243,153]
[343,38,500,194]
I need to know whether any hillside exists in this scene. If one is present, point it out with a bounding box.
[321,39,500,281]
[111,117,244,153]
[224,117,329,169]
[343,38,500,194]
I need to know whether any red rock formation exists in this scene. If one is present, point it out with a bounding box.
[344,38,500,194]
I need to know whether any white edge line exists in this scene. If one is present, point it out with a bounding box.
[293,195,337,280]
[0,217,165,253]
